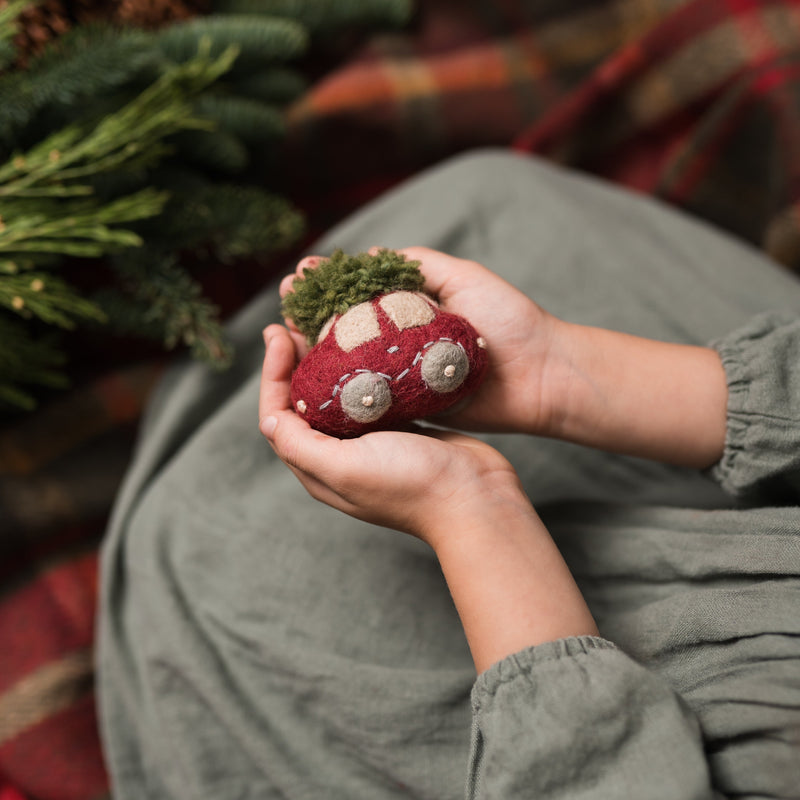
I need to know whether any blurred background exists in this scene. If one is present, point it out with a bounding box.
[2,1,800,796]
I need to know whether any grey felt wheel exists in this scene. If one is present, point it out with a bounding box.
[421,341,469,393]
[340,371,392,423]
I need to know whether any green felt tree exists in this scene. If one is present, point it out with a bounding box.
[0,0,413,410]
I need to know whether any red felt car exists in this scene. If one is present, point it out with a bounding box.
[290,290,488,436]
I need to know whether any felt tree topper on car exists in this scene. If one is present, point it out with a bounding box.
[282,249,489,437]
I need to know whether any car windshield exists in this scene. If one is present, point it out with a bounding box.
[379,292,435,330]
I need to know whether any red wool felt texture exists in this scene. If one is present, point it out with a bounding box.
[291,297,488,437]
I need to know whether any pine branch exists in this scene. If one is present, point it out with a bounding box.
[0,190,167,256]
[0,45,242,407]
[0,25,159,151]
[102,250,233,366]
[0,44,238,196]
[131,169,304,259]
[170,127,250,174]
[0,313,68,410]
[211,0,413,33]
[0,270,106,328]
[193,94,284,143]
[229,66,307,105]
[156,14,308,68]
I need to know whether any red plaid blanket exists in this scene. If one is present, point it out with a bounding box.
[3,1,800,796]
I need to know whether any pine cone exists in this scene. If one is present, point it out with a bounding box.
[3,0,72,68]
[70,0,209,29]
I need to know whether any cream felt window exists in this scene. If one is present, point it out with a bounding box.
[379,291,435,331]
[334,302,381,352]
[317,314,337,344]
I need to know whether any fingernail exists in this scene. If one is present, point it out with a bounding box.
[260,415,277,439]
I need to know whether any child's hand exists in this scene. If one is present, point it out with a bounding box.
[395,247,560,434]
[279,247,562,437]
[258,323,531,550]
[259,322,598,671]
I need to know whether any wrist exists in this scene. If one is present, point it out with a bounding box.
[539,320,728,468]
[430,501,597,673]
[420,482,536,553]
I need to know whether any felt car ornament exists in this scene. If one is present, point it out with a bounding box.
[282,249,489,437]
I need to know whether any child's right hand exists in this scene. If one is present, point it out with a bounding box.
[280,246,564,437]
[395,247,566,436]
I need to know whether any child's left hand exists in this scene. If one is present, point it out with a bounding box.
[258,323,530,550]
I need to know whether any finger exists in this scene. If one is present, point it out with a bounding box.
[296,254,326,277]
[288,328,309,358]
[276,301,312,356]
[279,272,297,298]
[283,460,357,516]
[258,324,296,424]
[279,255,328,299]
[262,403,344,480]
[394,246,474,299]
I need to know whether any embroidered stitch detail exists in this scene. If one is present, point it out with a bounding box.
[318,338,468,411]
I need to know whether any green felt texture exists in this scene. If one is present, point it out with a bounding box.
[282,249,424,341]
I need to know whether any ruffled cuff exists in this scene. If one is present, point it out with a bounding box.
[467,636,711,799]
[471,635,615,710]
[709,312,800,497]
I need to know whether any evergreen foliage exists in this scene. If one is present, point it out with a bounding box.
[214,0,413,34]
[98,251,234,365]
[156,14,308,67]
[0,0,412,410]
[193,94,285,144]
[230,67,307,105]
[282,249,425,342]
[0,315,67,410]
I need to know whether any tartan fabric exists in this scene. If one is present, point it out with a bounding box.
[3,1,800,796]
[513,0,800,269]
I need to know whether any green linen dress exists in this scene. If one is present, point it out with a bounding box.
[98,150,800,799]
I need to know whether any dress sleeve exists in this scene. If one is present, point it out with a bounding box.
[710,312,800,499]
[466,636,720,800]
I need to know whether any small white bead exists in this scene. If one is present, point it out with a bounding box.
[296,400,307,413]
[362,395,374,407]
[444,364,456,377]
[477,337,487,349]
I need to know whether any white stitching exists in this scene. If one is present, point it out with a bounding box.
[319,338,464,410]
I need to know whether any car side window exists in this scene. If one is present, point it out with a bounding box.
[379,291,436,331]
[334,302,381,352]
